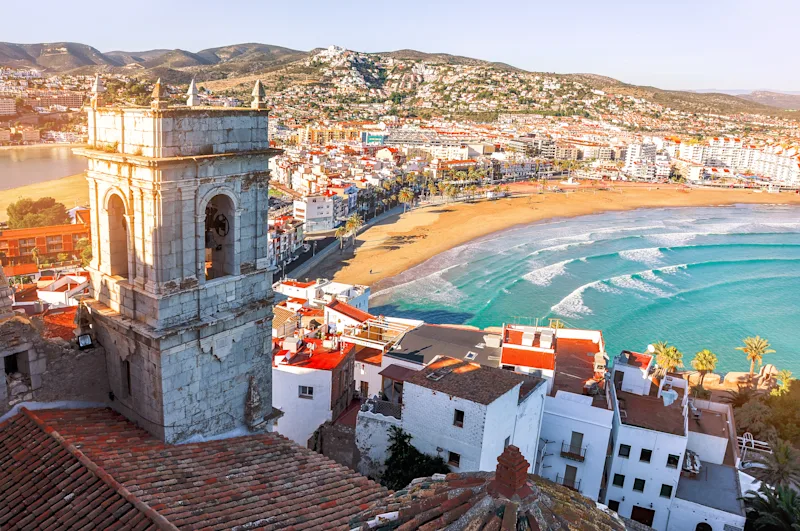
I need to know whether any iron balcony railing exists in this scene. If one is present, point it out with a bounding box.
[555,474,581,492]
[560,441,587,462]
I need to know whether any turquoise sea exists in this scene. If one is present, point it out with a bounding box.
[371,204,800,376]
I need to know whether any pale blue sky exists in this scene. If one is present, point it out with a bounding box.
[5,0,798,91]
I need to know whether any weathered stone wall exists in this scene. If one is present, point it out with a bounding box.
[89,108,270,158]
[355,410,401,480]
[309,421,360,471]
[84,153,272,314]
[78,107,278,444]
[0,316,108,416]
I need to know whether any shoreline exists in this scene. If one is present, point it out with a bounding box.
[0,143,87,152]
[0,173,88,222]
[309,182,800,290]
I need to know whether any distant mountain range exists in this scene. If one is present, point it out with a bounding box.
[1,41,798,115]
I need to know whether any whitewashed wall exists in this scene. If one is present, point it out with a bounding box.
[402,382,490,472]
[667,497,745,531]
[272,366,332,445]
[605,425,686,531]
[539,393,614,500]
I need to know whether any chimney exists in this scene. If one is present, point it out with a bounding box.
[488,445,532,499]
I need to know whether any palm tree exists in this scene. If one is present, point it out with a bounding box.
[427,183,438,200]
[691,349,718,387]
[772,369,794,397]
[743,484,800,531]
[335,226,348,251]
[721,387,764,409]
[345,213,364,247]
[398,188,415,213]
[653,341,684,375]
[736,336,775,384]
[748,440,800,489]
[31,246,40,267]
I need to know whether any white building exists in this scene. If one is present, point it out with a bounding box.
[500,325,614,501]
[399,356,547,473]
[293,192,337,232]
[0,98,15,116]
[271,336,355,446]
[273,278,370,312]
[605,351,687,530]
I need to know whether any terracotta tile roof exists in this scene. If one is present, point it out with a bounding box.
[1,407,387,530]
[0,408,166,531]
[41,306,77,340]
[326,300,374,323]
[350,445,643,531]
[406,356,543,406]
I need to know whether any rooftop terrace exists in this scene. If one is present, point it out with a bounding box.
[676,461,744,516]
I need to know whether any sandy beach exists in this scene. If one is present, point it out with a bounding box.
[0,173,88,222]
[311,182,800,289]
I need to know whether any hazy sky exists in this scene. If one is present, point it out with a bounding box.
[5,0,798,91]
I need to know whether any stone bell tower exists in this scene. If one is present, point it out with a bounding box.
[75,79,280,443]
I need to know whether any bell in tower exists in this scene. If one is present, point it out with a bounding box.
[75,79,280,443]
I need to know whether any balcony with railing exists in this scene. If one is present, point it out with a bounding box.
[360,397,401,420]
[560,441,587,462]
[555,474,581,492]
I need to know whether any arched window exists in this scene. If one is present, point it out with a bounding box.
[107,194,129,278]
[204,194,235,280]
[695,523,712,531]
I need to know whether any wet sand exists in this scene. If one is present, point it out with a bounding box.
[311,182,800,289]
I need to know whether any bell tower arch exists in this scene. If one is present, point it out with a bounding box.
[75,79,281,443]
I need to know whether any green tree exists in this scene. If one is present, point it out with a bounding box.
[743,484,800,531]
[772,370,794,397]
[345,213,364,247]
[31,247,40,267]
[7,197,70,229]
[380,426,450,491]
[735,399,778,441]
[691,349,718,387]
[335,226,348,251]
[398,188,415,213]
[736,336,775,384]
[653,341,684,375]
[747,439,800,489]
[74,237,92,267]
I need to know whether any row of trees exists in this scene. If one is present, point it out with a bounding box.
[334,213,364,251]
[652,336,799,529]
[653,335,788,391]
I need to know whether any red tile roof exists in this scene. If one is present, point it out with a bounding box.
[350,445,633,531]
[326,300,374,323]
[406,356,543,405]
[1,407,387,530]
[41,306,77,340]
[0,408,165,530]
